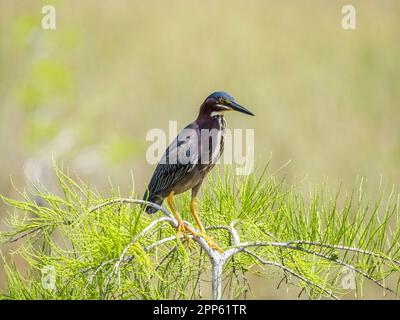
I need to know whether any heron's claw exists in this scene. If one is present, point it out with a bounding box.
[176,220,186,233]
[176,221,192,248]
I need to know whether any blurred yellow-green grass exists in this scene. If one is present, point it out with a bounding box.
[0,0,399,298]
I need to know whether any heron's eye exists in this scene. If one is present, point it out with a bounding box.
[218,98,224,104]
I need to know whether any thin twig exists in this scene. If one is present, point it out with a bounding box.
[243,249,339,300]
[292,246,398,297]
[8,227,42,243]
[287,241,400,266]
[155,246,178,272]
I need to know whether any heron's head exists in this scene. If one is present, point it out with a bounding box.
[198,91,255,119]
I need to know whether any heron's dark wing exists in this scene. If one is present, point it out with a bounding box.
[146,123,199,196]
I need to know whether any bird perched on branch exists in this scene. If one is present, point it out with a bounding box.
[143,91,254,250]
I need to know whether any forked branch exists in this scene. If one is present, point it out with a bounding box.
[89,198,400,300]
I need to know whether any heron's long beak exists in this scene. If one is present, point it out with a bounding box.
[230,101,255,116]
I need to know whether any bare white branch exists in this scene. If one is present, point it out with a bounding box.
[229,221,240,246]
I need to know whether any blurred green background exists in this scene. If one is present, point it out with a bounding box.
[0,0,399,298]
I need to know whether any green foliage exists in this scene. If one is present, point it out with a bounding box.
[1,167,400,300]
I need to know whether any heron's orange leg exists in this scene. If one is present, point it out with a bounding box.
[167,192,186,233]
[167,192,195,247]
[190,197,222,252]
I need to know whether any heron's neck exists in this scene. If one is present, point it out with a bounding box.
[198,103,222,118]
[210,111,225,118]
[211,113,227,132]
[195,111,226,130]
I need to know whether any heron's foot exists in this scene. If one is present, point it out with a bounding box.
[175,221,193,248]
[176,220,186,234]
[200,232,223,253]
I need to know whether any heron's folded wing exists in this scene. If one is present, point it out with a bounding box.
[146,127,199,195]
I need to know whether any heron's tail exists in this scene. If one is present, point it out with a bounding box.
[142,191,163,214]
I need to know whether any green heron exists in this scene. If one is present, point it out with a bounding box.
[143,91,254,250]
